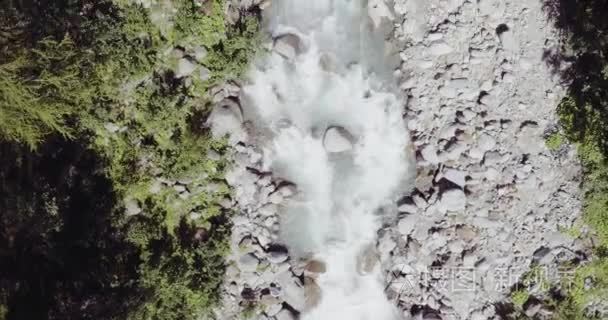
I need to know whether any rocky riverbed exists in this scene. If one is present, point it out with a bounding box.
[210,0,584,319]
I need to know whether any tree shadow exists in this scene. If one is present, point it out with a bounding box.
[542,0,608,152]
[0,137,143,320]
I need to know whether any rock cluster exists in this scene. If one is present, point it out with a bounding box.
[212,140,318,320]
[204,75,308,320]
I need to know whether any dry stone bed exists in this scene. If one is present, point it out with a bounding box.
[379,0,583,319]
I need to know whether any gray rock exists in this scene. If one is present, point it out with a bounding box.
[277,271,305,311]
[125,198,142,216]
[259,0,271,10]
[175,57,197,78]
[439,188,466,211]
[398,203,418,214]
[524,301,541,317]
[267,246,289,264]
[268,191,284,204]
[429,41,454,56]
[442,168,467,187]
[192,45,208,62]
[275,309,296,320]
[149,180,163,194]
[305,260,327,275]
[323,126,354,153]
[238,253,259,272]
[199,66,211,82]
[478,133,496,151]
[104,122,120,133]
[397,214,418,236]
[498,28,519,52]
[265,303,283,317]
[356,244,379,275]
[304,276,322,310]
[259,203,278,217]
[207,98,245,140]
[378,232,396,258]
[273,33,303,60]
[421,144,440,164]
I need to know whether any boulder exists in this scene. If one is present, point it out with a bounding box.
[442,168,467,187]
[429,41,454,56]
[356,243,379,275]
[277,271,305,311]
[323,126,354,153]
[207,98,245,141]
[267,244,289,264]
[175,57,197,78]
[305,260,327,274]
[125,198,142,216]
[273,33,303,60]
[397,214,418,236]
[439,188,467,212]
[238,253,259,272]
[304,276,322,310]
[275,309,296,320]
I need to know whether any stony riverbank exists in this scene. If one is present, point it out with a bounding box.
[211,1,586,319]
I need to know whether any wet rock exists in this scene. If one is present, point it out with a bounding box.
[274,33,303,60]
[323,126,354,153]
[277,271,305,311]
[267,244,289,264]
[378,232,396,258]
[268,191,284,204]
[275,309,296,320]
[356,244,380,275]
[398,202,418,214]
[305,260,327,274]
[304,276,322,310]
[259,0,271,10]
[239,253,260,272]
[397,214,418,236]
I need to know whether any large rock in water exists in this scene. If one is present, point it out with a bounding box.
[304,276,322,311]
[277,270,306,311]
[323,126,354,153]
[273,33,303,60]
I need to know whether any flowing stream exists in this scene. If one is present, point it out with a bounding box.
[243,1,414,319]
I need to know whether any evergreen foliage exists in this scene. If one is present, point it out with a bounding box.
[0,0,260,319]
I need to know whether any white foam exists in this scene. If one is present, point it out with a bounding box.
[243,1,414,319]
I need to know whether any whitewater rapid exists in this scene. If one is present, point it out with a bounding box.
[243,1,414,319]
